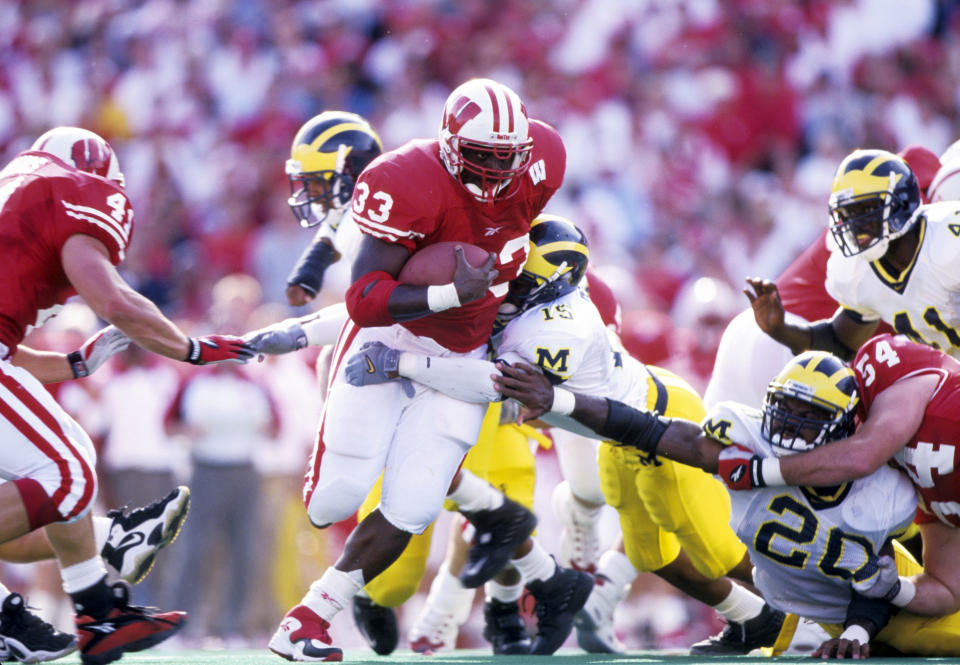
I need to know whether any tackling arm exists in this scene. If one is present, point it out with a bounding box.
[492,361,722,469]
[62,234,252,365]
[777,374,936,486]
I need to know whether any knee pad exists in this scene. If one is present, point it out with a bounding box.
[306,476,373,528]
[379,501,439,536]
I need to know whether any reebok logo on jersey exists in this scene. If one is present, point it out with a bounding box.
[484,226,501,236]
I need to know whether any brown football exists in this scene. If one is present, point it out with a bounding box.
[398,241,491,285]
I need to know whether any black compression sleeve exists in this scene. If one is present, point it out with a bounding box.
[286,239,339,296]
[809,321,855,361]
[599,399,672,455]
[845,590,895,639]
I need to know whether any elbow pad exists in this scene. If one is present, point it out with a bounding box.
[809,321,854,361]
[600,399,671,455]
[345,271,400,327]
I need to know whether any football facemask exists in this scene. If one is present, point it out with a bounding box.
[761,351,859,457]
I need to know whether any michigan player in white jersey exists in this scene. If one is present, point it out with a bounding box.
[748,148,960,363]
[494,350,960,657]
[346,215,790,655]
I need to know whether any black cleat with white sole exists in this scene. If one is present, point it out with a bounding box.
[0,592,77,664]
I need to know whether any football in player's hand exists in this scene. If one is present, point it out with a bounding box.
[398,241,490,285]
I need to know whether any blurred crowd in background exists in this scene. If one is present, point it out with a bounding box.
[4,0,960,652]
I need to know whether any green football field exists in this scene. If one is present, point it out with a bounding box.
[46,648,957,664]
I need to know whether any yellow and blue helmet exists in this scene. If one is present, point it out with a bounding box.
[504,214,590,313]
[286,111,382,227]
[828,149,921,261]
[762,351,859,457]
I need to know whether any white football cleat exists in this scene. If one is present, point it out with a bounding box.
[574,574,628,653]
[552,481,602,572]
[269,605,342,662]
[101,486,191,584]
[408,565,474,654]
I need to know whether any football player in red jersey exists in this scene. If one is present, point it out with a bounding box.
[267,78,576,661]
[0,126,253,664]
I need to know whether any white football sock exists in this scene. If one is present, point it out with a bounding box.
[510,539,556,583]
[447,469,504,512]
[304,567,364,621]
[713,583,766,624]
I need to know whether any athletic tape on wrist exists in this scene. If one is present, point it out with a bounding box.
[839,624,870,644]
[550,387,576,415]
[427,283,461,312]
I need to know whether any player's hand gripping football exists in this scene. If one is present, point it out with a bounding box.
[185,335,255,365]
[492,361,553,422]
[344,342,414,396]
[453,246,498,305]
[70,325,131,378]
[744,277,787,337]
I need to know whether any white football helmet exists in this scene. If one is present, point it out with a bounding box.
[31,127,124,187]
[438,78,533,203]
[928,156,960,203]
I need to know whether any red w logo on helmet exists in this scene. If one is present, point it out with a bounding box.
[71,139,111,178]
[445,96,482,135]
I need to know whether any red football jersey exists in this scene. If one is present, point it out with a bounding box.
[775,230,837,322]
[350,120,565,351]
[0,151,133,355]
[584,269,621,334]
[853,334,960,526]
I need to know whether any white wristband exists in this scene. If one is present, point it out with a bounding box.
[891,577,916,607]
[551,387,576,415]
[839,624,870,644]
[427,283,461,312]
[760,457,785,486]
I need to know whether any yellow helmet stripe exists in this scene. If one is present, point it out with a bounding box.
[523,240,589,280]
[311,122,383,153]
[291,123,383,175]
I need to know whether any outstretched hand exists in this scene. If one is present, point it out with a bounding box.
[744,277,786,336]
[186,335,255,365]
[454,246,498,305]
[492,361,553,422]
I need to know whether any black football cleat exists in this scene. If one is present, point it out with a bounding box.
[482,598,531,655]
[689,603,785,655]
[0,592,77,663]
[352,595,398,656]
[459,497,537,588]
[526,562,594,655]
